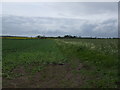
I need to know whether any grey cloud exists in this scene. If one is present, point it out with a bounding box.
[79,2,117,14]
[2,15,118,37]
[51,2,117,17]
[80,19,118,37]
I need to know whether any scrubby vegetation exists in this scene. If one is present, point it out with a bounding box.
[56,39,118,88]
[2,38,119,88]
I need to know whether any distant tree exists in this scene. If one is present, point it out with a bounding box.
[37,35,41,39]
[64,35,78,38]
[37,35,46,39]
[64,35,72,38]
[73,36,77,38]
[58,36,61,38]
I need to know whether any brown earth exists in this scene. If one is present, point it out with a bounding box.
[2,59,90,88]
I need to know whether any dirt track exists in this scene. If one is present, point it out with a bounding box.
[3,59,88,88]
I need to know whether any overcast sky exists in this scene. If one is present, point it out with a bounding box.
[1,2,118,37]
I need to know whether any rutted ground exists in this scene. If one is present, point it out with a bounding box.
[3,59,87,88]
[2,39,118,88]
[2,39,87,88]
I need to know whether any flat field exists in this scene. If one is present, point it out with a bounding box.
[2,38,118,88]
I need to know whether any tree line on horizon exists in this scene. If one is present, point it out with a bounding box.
[0,35,119,39]
[1,35,118,39]
[36,35,118,39]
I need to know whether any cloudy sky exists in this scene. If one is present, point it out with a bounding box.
[1,2,118,37]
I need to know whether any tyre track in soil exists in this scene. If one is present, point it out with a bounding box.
[3,59,88,88]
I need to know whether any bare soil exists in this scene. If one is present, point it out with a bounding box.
[3,59,88,88]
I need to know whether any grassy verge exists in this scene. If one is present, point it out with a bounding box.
[2,39,67,79]
[2,38,119,88]
[55,39,118,88]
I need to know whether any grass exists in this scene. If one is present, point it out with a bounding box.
[2,39,66,78]
[56,38,118,88]
[2,38,119,88]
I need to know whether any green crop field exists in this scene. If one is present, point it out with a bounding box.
[2,38,119,88]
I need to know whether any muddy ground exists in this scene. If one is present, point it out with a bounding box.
[3,59,91,88]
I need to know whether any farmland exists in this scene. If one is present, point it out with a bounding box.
[2,38,119,88]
